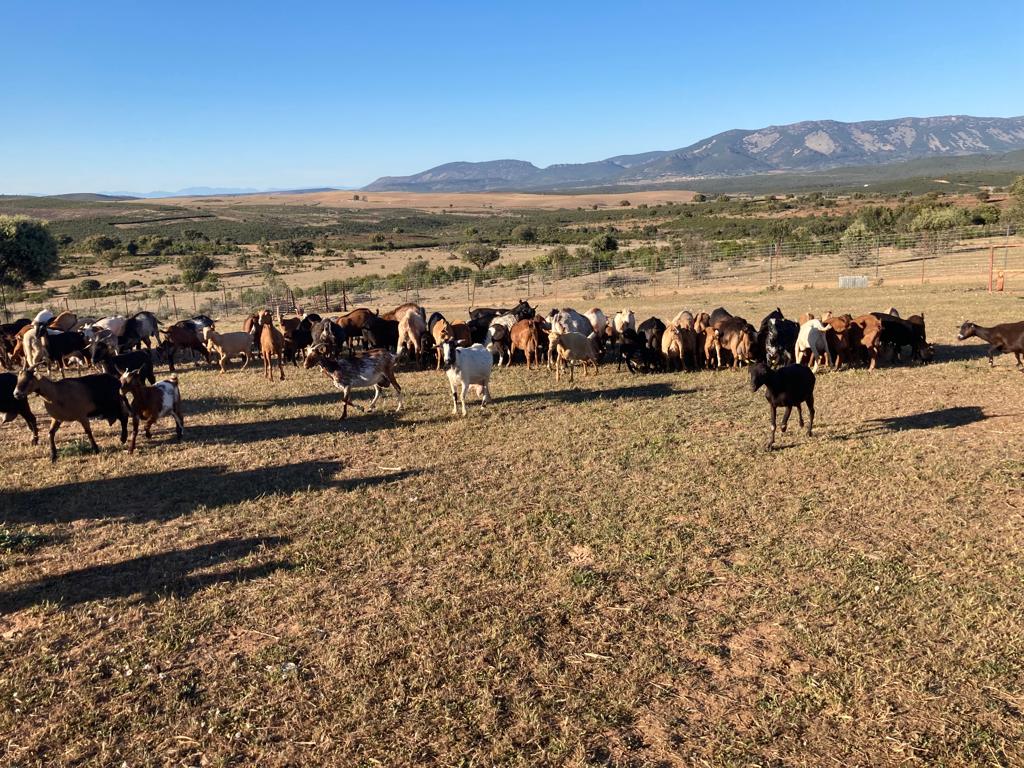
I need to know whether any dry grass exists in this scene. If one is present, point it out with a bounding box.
[159,189,698,213]
[2,285,1024,766]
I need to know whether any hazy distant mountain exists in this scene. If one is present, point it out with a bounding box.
[364,115,1024,192]
[100,186,348,199]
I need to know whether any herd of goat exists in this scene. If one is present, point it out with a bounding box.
[0,300,1022,458]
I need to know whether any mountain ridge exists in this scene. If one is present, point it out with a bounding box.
[364,115,1024,192]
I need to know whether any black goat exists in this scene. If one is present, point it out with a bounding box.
[1,371,38,444]
[750,362,816,450]
[362,317,399,350]
[90,340,156,385]
[39,331,88,377]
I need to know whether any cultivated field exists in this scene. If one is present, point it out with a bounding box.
[2,284,1023,766]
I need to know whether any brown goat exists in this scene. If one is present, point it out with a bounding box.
[509,318,542,369]
[258,310,286,380]
[119,370,184,453]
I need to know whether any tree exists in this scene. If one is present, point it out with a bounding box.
[83,234,122,267]
[910,206,968,258]
[0,216,59,291]
[460,243,500,271]
[840,220,874,269]
[277,239,315,265]
[125,240,139,257]
[179,254,217,287]
[589,233,618,253]
[1007,175,1024,229]
[692,193,707,203]
[511,224,536,243]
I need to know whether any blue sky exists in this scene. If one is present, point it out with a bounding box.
[3,0,1022,194]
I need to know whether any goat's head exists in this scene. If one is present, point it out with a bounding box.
[749,362,768,392]
[303,343,328,369]
[439,338,460,369]
[956,321,976,341]
[118,368,144,393]
[13,365,41,399]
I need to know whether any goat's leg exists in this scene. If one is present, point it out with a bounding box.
[48,419,62,463]
[780,405,792,434]
[1014,351,1022,369]
[806,395,815,437]
[278,353,285,380]
[797,404,804,428]
[80,419,100,454]
[128,413,139,453]
[450,384,459,415]
[460,382,468,417]
[241,352,249,370]
[144,415,157,439]
[766,406,777,450]
[172,404,184,437]
[368,385,382,412]
[481,382,490,409]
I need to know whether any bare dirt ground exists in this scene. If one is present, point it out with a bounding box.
[158,189,698,213]
[2,284,1023,766]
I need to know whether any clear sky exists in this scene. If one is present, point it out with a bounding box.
[3,0,1022,194]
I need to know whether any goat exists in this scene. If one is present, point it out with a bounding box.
[638,317,666,352]
[397,310,428,365]
[159,321,212,371]
[0,371,38,444]
[48,311,79,332]
[612,310,635,335]
[304,344,402,420]
[440,339,492,416]
[202,327,253,373]
[13,366,129,462]
[257,310,286,380]
[661,324,685,372]
[958,320,1024,369]
[509,318,542,369]
[713,317,756,368]
[362,316,399,351]
[119,311,160,351]
[89,339,156,385]
[617,327,662,373]
[38,330,88,377]
[548,331,598,383]
[119,369,183,452]
[432,319,472,369]
[750,362,816,450]
[795,319,832,372]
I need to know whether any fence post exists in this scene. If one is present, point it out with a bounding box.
[989,246,995,292]
[171,294,178,320]
[123,286,129,316]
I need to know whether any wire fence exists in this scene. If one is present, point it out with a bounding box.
[2,224,1021,323]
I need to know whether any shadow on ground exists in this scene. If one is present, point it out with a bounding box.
[0,536,290,613]
[863,406,989,433]
[1,461,420,523]
[502,382,687,406]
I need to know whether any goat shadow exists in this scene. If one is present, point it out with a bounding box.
[930,343,999,363]
[1,461,420,524]
[0,536,290,614]
[861,406,989,434]
[501,382,687,406]
[186,390,342,417]
[184,411,407,444]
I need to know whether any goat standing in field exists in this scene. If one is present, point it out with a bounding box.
[257,310,286,381]
[119,369,184,453]
[13,365,129,462]
[202,327,253,373]
[440,338,492,416]
[750,362,816,450]
[548,330,599,383]
[304,344,403,420]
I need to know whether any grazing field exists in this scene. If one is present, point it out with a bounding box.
[2,285,1024,766]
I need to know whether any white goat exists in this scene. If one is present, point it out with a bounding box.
[613,309,636,335]
[795,319,832,372]
[584,308,607,339]
[440,339,492,416]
